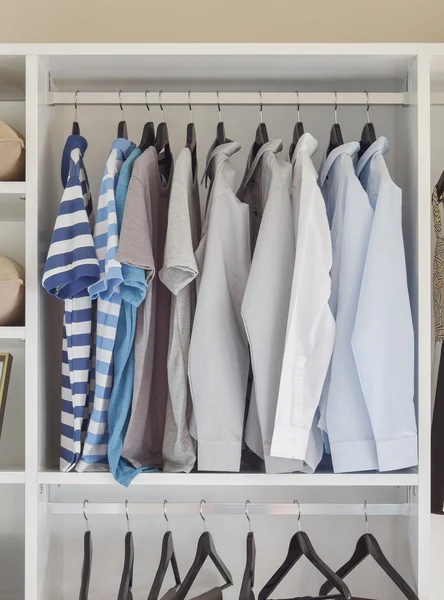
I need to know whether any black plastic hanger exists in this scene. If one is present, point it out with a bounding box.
[319,503,418,600]
[139,91,155,152]
[173,500,233,600]
[258,502,351,600]
[326,92,344,157]
[154,91,172,177]
[436,170,444,201]
[72,90,80,135]
[79,500,92,600]
[289,91,304,161]
[214,91,228,148]
[117,501,134,600]
[117,90,128,140]
[251,92,269,161]
[186,92,197,180]
[358,92,377,159]
[148,501,182,600]
[239,502,256,600]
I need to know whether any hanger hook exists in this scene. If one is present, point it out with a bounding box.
[365,90,370,123]
[364,500,369,533]
[200,499,207,531]
[295,90,301,122]
[259,91,263,124]
[245,500,252,533]
[216,91,222,123]
[83,499,89,532]
[159,90,165,122]
[118,90,124,121]
[74,90,79,121]
[163,499,169,532]
[125,499,130,532]
[188,91,193,124]
[144,90,152,121]
[334,91,338,125]
[293,500,302,531]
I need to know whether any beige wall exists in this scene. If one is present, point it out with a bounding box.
[1,0,444,43]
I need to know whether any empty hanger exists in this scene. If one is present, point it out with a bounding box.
[173,500,233,600]
[72,90,80,135]
[319,502,418,600]
[139,91,155,152]
[147,501,182,600]
[117,91,128,140]
[117,500,134,600]
[185,91,197,179]
[154,90,173,177]
[289,91,305,161]
[358,91,377,159]
[79,500,92,600]
[326,92,344,156]
[258,501,351,600]
[239,501,256,600]
[251,92,269,160]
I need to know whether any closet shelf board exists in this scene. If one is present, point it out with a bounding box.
[37,471,419,486]
[0,182,25,195]
[0,470,25,484]
[0,326,25,339]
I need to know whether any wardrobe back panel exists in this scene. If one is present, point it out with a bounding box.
[0,486,24,600]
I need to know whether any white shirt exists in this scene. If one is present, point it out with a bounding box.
[188,141,251,472]
[270,133,334,472]
[241,140,309,473]
[352,137,417,471]
[318,142,376,473]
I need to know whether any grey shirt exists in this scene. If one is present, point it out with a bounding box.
[159,148,201,473]
[118,146,173,469]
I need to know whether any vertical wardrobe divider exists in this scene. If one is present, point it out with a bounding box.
[11,45,435,600]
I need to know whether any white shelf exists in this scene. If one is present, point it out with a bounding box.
[0,327,25,339]
[0,470,25,484]
[0,182,25,195]
[38,470,419,487]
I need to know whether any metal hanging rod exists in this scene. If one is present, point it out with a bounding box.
[49,502,409,517]
[49,91,407,107]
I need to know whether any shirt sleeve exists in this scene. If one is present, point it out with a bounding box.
[42,154,99,300]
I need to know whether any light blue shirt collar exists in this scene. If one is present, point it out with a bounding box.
[111,137,135,158]
[319,141,360,187]
[355,136,389,177]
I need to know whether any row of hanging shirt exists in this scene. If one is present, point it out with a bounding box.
[78,499,418,600]
[42,96,418,485]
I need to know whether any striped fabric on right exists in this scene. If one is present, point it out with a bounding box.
[42,135,99,472]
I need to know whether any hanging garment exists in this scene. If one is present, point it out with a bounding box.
[42,134,99,472]
[120,146,173,469]
[188,141,250,472]
[77,138,135,472]
[353,137,417,472]
[270,133,334,470]
[240,139,308,474]
[107,147,157,485]
[431,184,444,513]
[318,142,376,473]
[159,147,201,473]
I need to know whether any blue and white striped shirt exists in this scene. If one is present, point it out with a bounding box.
[42,135,99,472]
[76,138,135,471]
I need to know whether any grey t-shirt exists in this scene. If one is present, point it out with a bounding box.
[117,146,173,469]
[159,148,201,473]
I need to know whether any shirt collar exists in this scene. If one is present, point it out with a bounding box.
[111,137,135,159]
[319,141,360,187]
[202,141,241,185]
[355,136,389,177]
[61,134,88,188]
[243,139,283,187]
[291,132,319,165]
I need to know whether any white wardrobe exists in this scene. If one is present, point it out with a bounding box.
[0,43,438,600]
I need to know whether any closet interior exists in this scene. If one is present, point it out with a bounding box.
[0,45,435,600]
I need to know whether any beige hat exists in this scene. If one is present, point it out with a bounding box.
[0,255,25,326]
[0,121,25,181]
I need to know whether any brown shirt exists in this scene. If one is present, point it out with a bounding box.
[118,146,173,468]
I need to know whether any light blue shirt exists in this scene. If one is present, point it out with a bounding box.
[107,147,157,485]
[352,137,417,472]
[318,142,376,473]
